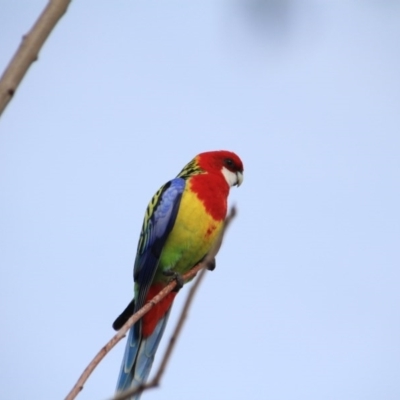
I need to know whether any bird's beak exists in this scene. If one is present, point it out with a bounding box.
[236,171,243,187]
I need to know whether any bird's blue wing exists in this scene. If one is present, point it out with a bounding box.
[115,178,185,397]
[133,177,185,312]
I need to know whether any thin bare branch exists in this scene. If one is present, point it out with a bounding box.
[0,0,72,117]
[65,206,237,400]
[64,265,200,400]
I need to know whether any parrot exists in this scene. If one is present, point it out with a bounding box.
[113,150,244,399]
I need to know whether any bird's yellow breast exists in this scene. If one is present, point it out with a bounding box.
[155,183,223,280]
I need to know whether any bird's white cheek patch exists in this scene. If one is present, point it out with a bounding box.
[221,167,238,187]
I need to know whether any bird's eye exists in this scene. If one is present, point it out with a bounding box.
[224,158,234,168]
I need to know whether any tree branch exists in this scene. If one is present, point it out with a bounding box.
[0,0,72,117]
[64,206,237,400]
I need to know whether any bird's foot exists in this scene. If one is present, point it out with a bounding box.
[206,257,216,271]
[163,270,184,292]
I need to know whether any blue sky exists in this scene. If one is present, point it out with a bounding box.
[1,1,400,399]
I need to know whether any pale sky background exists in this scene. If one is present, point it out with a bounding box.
[1,1,400,400]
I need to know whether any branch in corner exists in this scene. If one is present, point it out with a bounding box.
[0,0,72,116]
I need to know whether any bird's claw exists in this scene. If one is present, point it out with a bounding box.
[207,258,216,271]
[163,270,184,292]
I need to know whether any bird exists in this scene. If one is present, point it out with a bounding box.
[113,150,244,399]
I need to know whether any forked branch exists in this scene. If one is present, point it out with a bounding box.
[64,206,237,400]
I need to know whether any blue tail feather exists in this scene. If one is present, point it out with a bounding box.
[116,309,172,400]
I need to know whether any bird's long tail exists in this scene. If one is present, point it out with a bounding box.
[115,308,172,400]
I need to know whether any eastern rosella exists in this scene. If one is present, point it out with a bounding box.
[113,150,244,399]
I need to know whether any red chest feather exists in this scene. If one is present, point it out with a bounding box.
[189,174,229,221]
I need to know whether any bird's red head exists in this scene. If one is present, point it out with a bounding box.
[196,150,244,187]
